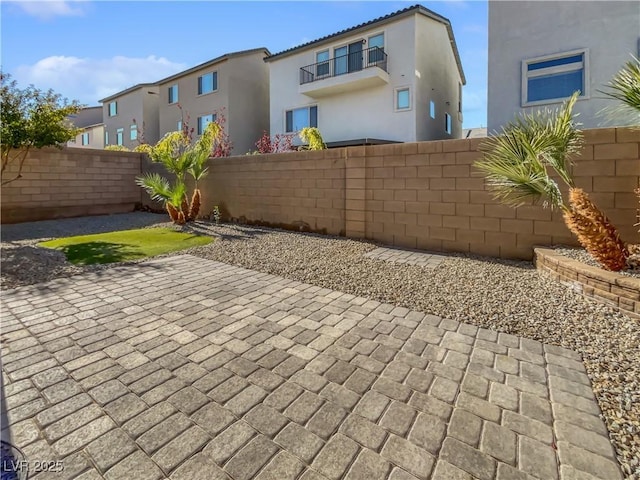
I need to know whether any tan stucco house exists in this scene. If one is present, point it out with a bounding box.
[156,48,270,155]
[100,84,160,150]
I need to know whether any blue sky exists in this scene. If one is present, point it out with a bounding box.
[1,1,488,128]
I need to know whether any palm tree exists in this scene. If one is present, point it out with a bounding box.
[600,56,640,236]
[476,92,629,271]
[136,122,220,223]
[599,55,640,123]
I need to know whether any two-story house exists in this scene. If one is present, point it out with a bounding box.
[265,4,466,146]
[487,1,640,132]
[67,106,104,149]
[99,83,160,149]
[156,48,270,155]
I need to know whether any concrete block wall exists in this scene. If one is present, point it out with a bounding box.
[1,147,143,224]
[186,150,348,235]
[2,128,637,262]
[196,127,638,260]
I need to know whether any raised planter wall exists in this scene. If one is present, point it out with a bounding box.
[534,247,640,319]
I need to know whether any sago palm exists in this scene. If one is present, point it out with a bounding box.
[186,122,219,220]
[136,122,220,223]
[476,92,629,271]
[136,173,187,224]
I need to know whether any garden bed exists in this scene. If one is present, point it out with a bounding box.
[535,247,640,319]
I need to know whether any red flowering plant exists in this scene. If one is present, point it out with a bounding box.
[253,131,295,154]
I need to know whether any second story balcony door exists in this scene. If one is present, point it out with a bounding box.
[335,41,364,76]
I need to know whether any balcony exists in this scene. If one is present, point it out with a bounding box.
[299,46,390,98]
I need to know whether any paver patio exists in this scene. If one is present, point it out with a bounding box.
[0,255,622,480]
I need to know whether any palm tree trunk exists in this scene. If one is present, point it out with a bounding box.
[181,198,190,222]
[166,204,180,223]
[563,187,628,271]
[188,189,201,220]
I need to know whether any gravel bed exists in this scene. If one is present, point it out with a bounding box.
[553,246,640,278]
[1,213,639,477]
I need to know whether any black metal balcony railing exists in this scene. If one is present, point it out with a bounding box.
[300,46,388,85]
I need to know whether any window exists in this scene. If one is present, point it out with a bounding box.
[168,85,178,104]
[396,88,410,110]
[198,72,217,95]
[116,128,123,146]
[458,83,462,113]
[430,100,436,119]
[130,124,137,141]
[316,50,329,77]
[105,131,109,145]
[81,132,89,145]
[445,113,452,135]
[108,102,117,117]
[334,46,348,76]
[368,33,384,63]
[523,49,587,105]
[177,120,182,132]
[285,106,318,133]
[197,114,216,135]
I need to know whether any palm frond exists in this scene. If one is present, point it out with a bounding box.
[476,152,562,209]
[135,173,171,203]
[168,181,186,209]
[477,92,583,210]
[600,56,640,112]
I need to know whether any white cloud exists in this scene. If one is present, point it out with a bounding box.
[8,0,87,20]
[14,55,188,105]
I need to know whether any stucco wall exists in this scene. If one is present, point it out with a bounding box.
[157,61,230,144]
[103,86,159,149]
[1,148,142,224]
[268,15,420,144]
[488,1,640,132]
[157,52,269,156]
[415,14,463,141]
[227,54,271,155]
[68,124,104,150]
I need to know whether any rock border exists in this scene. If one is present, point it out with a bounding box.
[534,247,640,319]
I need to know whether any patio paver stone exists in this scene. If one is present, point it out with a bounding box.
[0,255,622,479]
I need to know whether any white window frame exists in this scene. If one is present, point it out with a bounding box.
[105,131,109,145]
[197,72,218,96]
[521,48,589,107]
[314,49,330,78]
[177,120,182,132]
[116,128,124,146]
[367,31,385,64]
[430,100,436,119]
[284,105,318,133]
[367,31,385,49]
[108,101,117,117]
[395,87,411,112]
[445,113,452,135]
[197,114,216,135]
[130,124,137,141]
[81,132,89,145]
[168,84,178,104]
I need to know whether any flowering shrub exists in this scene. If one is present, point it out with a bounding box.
[253,131,295,154]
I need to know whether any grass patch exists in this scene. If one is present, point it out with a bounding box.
[38,228,212,265]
